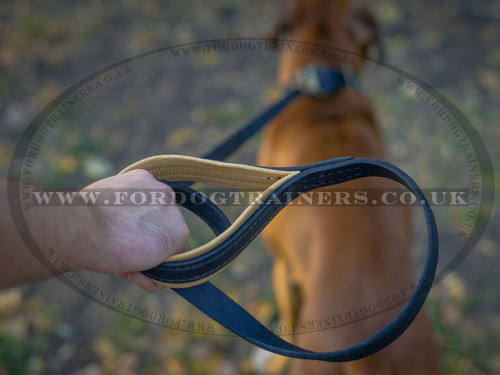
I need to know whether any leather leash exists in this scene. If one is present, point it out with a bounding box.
[202,64,357,162]
[120,155,438,361]
[120,65,439,362]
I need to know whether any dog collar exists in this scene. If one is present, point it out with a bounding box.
[291,63,359,97]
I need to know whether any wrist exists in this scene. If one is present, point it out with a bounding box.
[24,204,97,273]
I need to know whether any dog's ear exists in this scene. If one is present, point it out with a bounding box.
[348,6,385,60]
[268,0,304,45]
[268,18,295,44]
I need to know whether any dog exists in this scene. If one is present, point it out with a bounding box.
[257,0,442,374]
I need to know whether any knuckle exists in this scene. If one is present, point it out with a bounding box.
[160,183,174,194]
[126,168,154,179]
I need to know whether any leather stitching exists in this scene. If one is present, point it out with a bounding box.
[147,165,284,181]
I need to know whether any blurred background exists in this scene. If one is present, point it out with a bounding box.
[0,0,499,374]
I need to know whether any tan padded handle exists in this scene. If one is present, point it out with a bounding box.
[119,155,300,262]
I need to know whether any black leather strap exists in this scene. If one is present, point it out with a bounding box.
[142,156,438,362]
[166,181,230,236]
[202,64,356,162]
[144,157,437,287]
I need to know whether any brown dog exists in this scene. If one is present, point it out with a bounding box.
[257,0,442,374]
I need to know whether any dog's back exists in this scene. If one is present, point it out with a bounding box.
[257,0,442,374]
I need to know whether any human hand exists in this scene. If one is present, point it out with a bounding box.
[67,169,189,291]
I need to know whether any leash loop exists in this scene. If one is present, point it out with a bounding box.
[120,155,437,288]
[120,154,438,362]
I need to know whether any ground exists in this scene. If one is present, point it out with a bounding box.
[0,1,499,374]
